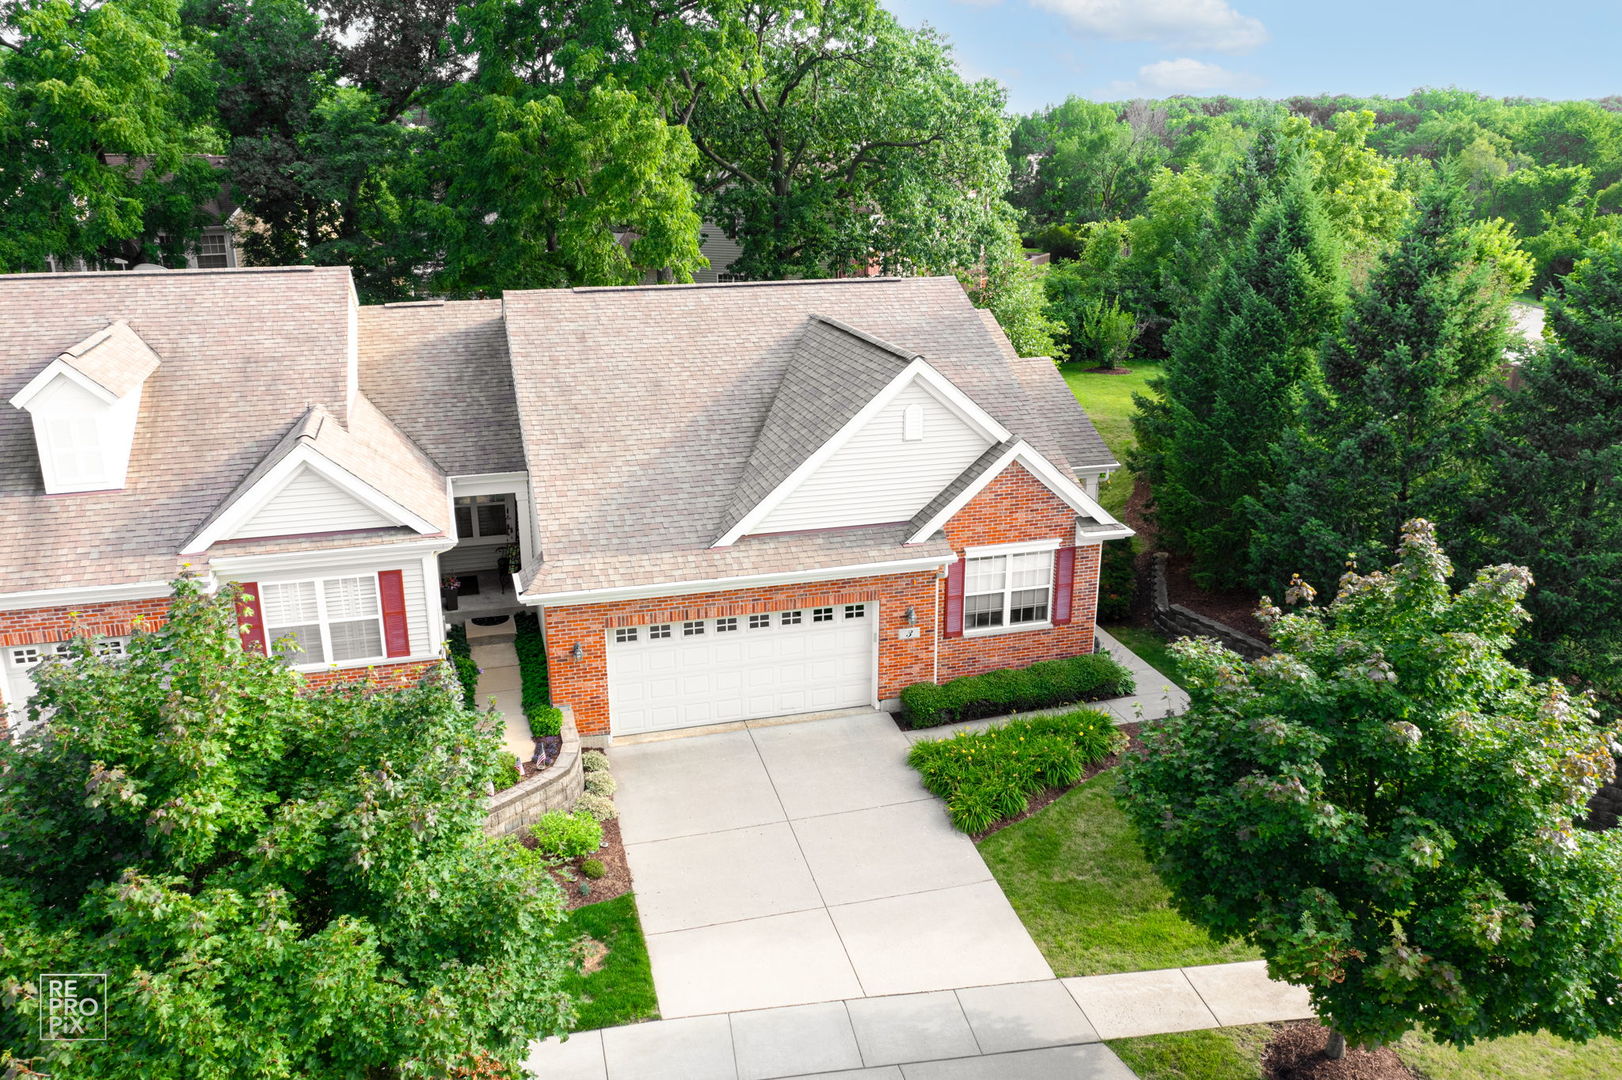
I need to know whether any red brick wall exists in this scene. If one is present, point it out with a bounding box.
[303,660,443,692]
[541,570,941,737]
[936,462,1099,681]
[0,597,438,714]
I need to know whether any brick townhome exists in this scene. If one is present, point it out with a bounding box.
[0,268,1127,743]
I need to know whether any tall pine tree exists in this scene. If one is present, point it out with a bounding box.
[1463,240,1622,710]
[1137,162,1346,587]
[1247,182,1523,593]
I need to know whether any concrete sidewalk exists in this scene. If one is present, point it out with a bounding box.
[525,960,1314,1079]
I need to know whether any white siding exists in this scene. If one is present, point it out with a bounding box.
[755,380,994,534]
[233,466,393,539]
[693,227,745,282]
[400,558,429,655]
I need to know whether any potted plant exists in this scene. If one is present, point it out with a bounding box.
[440,574,461,611]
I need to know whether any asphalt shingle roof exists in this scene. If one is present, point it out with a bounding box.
[357,299,526,476]
[0,267,445,593]
[502,276,1115,596]
[50,320,163,399]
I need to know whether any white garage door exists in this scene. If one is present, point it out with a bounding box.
[3,638,128,734]
[607,604,875,735]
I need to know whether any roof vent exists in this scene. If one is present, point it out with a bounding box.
[131,263,168,273]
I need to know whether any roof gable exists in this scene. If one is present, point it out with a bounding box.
[715,319,1011,545]
[182,402,444,553]
[906,438,1132,545]
[9,320,162,409]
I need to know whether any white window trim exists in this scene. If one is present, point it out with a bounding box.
[961,542,1057,639]
[453,493,516,545]
[263,575,388,672]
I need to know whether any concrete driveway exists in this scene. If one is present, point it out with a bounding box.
[611,710,1053,1017]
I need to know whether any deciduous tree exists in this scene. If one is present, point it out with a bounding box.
[0,577,574,1077]
[1120,520,1622,1056]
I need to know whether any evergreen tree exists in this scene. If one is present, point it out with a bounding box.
[1135,163,1346,587]
[1463,240,1622,711]
[1247,183,1523,592]
[1131,120,1308,488]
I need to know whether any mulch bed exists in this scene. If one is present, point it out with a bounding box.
[1084,365,1135,375]
[1123,473,1269,640]
[970,722,1143,841]
[1263,1022,1417,1080]
[520,817,633,910]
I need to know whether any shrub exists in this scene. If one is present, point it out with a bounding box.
[900,653,1135,728]
[580,859,606,880]
[584,770,616,798]
[445,623,480,710]
[581,750,610,773]
[529,810,602,858]
[575,793,617,822]
[907,708,1123,832]
[1096,540,1137,622]
[513,611,562,737]
[495,755,521,791]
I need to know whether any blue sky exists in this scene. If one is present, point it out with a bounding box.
[884,0,1622,114]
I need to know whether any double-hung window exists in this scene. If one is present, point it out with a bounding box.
[453,495,513,541]
[261,576,385,666]
[964,549,1053,631]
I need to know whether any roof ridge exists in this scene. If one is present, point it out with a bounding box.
[805,314,921,363]
[561,276,923,295]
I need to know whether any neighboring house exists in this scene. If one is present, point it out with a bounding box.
[45,155,245,273]
[0,268,1128,743]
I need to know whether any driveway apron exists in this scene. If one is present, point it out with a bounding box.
[612,711,1053,1017]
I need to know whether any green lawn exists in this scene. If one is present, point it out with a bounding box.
[1100,622,1185,690]
[558,893,659,1032]
[978,774,1259,975]
[1110,1024,1622,1080]
[1060,359,1160,521]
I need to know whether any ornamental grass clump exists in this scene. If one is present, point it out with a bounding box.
[908,709,1122,832]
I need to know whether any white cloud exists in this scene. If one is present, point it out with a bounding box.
[1103,57,1264,97]
[1033,0,1268,53]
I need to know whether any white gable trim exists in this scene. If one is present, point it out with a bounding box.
[182,445,441,554]
[714,359,1011,547]
[904,439,1134,545]
[8,359,121,410]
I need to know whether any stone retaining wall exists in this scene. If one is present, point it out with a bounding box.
[1150,552,1271,660]
[485,709,584,837]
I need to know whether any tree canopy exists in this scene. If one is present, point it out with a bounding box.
[1120,520,1622,1053]
[0,578,573,1077]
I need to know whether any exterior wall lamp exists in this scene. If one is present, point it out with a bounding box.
[570,642,585,661]
[904,607,918,626]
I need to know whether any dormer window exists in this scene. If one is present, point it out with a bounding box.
[8,322,161,495]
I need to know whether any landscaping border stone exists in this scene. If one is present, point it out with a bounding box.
[485,707,584,836]
[1150,552,1271,660]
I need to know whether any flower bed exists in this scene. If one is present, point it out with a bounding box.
[899,653,1135,729]
[907,708,1123,832]
[444,623,479,710]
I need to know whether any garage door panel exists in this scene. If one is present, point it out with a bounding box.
[607,605,874,736]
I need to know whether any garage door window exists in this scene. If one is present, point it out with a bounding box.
[650,624,671,639]
[614,627,637,643]
[781,610,803,626]
[717,617,739,632]
[844,605,865,619]
[749,614,771,629]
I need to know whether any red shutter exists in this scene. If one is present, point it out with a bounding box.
[1052,546,1077,626]
[378,570,410,657]
[235,581,267,654]
[944,559,966,638]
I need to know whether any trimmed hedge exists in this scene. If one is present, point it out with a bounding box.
[513,611,563,737]
[899,652,1134,729]
[907,709,1123,832]
[444,623,479,710]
